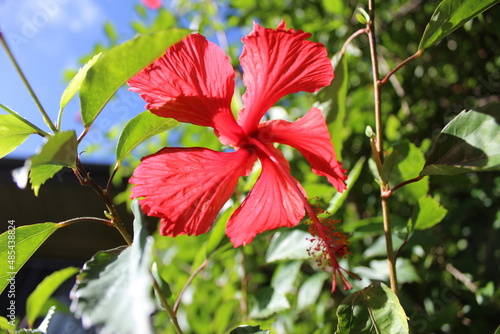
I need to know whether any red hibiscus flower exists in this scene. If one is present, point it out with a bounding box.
[128,22,353,289]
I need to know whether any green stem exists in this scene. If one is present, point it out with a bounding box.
[367,0,398,295]
[57,217,113,228]
[0,103,49,137]
[0,32,58,134]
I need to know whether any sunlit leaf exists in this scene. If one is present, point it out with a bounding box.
[266,229,311,262]
[71,201,155,334]
[115,111,178,165]
[80,29,190,127]
[26,267,79,327]
[408,196,448,231]
[419,0,499,50]
[297,272,329,311]
[249,287,290,319]
[336,282,409,334]
[59,53,102,110]
[30,131,77,168]
[0,316,14,332]
[27,131,77,195]
[0,114,38,158]
[29,164,64,196]
[421,103,500,176]
[0,223,59,294]
[314,52,348,160]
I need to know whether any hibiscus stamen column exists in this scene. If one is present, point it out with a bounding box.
[247,137,353,291]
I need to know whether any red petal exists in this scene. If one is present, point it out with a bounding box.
[141,0,162,9]
[237,21,334,134]
[226,144,306,246]
[257,107,347,192]
[128,34,243,146]
[130,147,255,237]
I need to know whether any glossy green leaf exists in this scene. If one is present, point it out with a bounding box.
[382,142,428,203]
[314,52,348,160]
[0,114,38,158]
[115,110,178,165]
[0,223,59,295]
[71,201,155,334]
[421,104,500,176]
[230,325,270,334]
[325,156,365,215]
[59,53,102,110]
[266,229,311,262]
[408,196,448,231]
[419,0,499,50]
[336,282,409,334]
[80,29,190,127]
[26,267,79,327]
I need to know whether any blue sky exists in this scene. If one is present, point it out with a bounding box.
[0,0,171,163]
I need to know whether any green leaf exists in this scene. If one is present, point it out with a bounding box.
[29,164,64,196]
[249,287,290,319]
[325,156,365,215]
[27,131,77,195]
[0,223,59,295]
[408,196,448,231]
[336,282,409,334]
[421,104,500,176]
[314,52,348,160]
[26,267,79,327]
[230,325,270,334]
[71,201,155,334]
[80,29,190,127]
[30,131,77,168]
[59,53,102,110]
[0,114,38,158]
[297,272,329,311]
[115,110,178,165]
[382,142,428,203]
[419,0,500,50]
[266,229,312,262]
[0,316,14,332]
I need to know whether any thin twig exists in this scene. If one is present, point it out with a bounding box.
[382,175,424,198]
[0,32,58,133]
[57,216,113,228]
[379,49,423,86]
[174,259,209,313]
[339,28,367,57]
[153,279,184,334]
